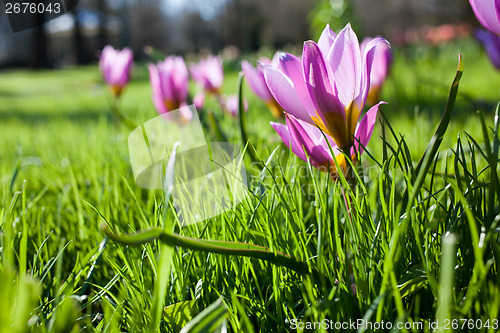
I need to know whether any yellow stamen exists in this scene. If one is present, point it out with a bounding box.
[324,153,357,181]
[266,99,285,118]
[311,112,350,150]
[346,102,361,145]
[165,100,180,112]
[111,85,123,97]
[366,86,380,107]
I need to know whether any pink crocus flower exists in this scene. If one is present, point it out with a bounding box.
[469,0,500,35]
[262,23,387,156]
[271,106,379,178]
[476,28,500,69]
[361,37,392,106]
[99,45,133,97]
[225,94,248,117]
[190,56,224,95]
[193,92,206,110]
[241,58,284,118]
[148,56,189,115]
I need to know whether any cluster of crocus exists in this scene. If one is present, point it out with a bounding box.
[361,37,392,106]
[469,0,500,70]
[263,23,388,178]
[148,56,190,118]
[99,46,133,97]
[242,58,284,118]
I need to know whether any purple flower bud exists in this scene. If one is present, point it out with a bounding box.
[99,45,133,97]
[149,56,189,114]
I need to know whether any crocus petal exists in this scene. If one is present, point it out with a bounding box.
[157,64,174,101]
[271,121,307,161]
[225,95,248,116]
[242,60,273,101]
[311,126,339,155]
[303,41,337,112]
[193,92,205,110]
[360,37,389,107]
[179,103,193,121]
[287,115,334,166]
[112,48,133,85]
[99,46,114,82]
[205,56,224,90]
[261,63,312,123]
[149,56,189,114]
[99,46,133,90]
[352,102,385,155]
[476,29,500,69]
[361,37,392,89]
[189,63,203,83]
[148,63,160,96]
[271,52,281,67]
[171,56,189,101]
[149,64,167,114]
[497,0,500,26]
[158,56,188,103]
[151,89,168,114]
[470,0,500,35]
[327,23,362,111]
[317,23,337,55]
[303,41,349,148]
[273,52,317,118]
[190,56,224,93]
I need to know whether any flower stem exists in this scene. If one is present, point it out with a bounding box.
[110,96,137,130]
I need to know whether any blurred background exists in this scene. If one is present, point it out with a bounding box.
[0,0,479,68]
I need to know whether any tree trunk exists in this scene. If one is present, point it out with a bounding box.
[33,12,50,68]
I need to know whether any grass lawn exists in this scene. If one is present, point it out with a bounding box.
[0,36,499,332]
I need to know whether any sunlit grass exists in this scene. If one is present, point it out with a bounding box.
[0,37,499,332]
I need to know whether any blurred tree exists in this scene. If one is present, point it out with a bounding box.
[33,13,50,68]
[182,12,222,53]
[309,0,358,39]
[217,0,314,52]
[218,0,264,51]
[97,0,107,49]
[128,0,170,53]
[309,0,475,43]
[62,0,87,64]
[67,8,87,64]
[353,0,472,40]
[263,0,314,48]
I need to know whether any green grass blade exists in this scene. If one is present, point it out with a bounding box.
[406,54,464,214]
[238,72,260,164]
[163,300,199,331]
[149,143,178,332]
[19,181,28,278]
[436,234,456,333]
[179,297,228,333]
[378,54,463,320]
[9,160,21,193]
[478,104,500,226]
[207,111,228,142]
[79,237,108,297]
